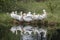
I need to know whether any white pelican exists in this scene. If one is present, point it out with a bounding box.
[23,12,33,22]
[15,11,17,14]
[23,25,33,34]
[10,11,16,19]
[10,11,23,21]
[20,11,23,15]
[38,9,47,20]
[23,13,27,16]
[23,13,27,19]
[33,12,39,20]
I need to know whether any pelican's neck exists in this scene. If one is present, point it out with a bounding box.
[15,11,17,14]
[28,11,31,14]
[37,14,40,16]
[23,13,26,16]
[33,12,36,15]
[43,9,46,14]
[11,11,14,14]
[27,12,32,16]
[20,11,23,16]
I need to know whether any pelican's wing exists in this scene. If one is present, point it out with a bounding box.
[23,16,32,22]
[10,13,23,21]
[38,13,47,20]
[23,13,33,22]
[33,15,39,20]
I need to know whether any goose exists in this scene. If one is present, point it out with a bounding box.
[38,9,47,20]
[23,12,33,22]
[20,11,23,15]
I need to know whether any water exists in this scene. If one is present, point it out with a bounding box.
[10,25,47,40]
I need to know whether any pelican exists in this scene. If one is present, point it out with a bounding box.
[15,11,17,14]
[23,13,27,22]
[38,9,47,20]
[10,11,23,21]
[20,11,23,15]
[23,13,27,19]
[23,12,33,22]
[10,11,15,19]
[33,12,39,20]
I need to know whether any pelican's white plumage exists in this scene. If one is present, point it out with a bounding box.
[23,12,33,22]
[10,11,17,19]
[10,11,23,21]
[10,10,47,21]
[33,12,39,20]
[15,11,17,14]
[38,9,47,20]
[18,11,23,21]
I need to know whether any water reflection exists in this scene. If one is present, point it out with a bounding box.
[10,25,47,40]
[10,25,23,35]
